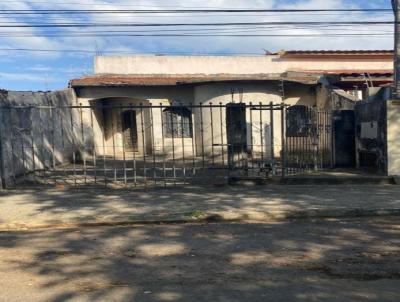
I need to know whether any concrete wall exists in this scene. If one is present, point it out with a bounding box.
[387,100,400,176]
[95,55,392,75]
[0,89,75,187]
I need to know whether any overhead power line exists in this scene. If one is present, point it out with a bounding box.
[0,34,392,38]
[0,48,394,55]
[0,26,391,34]
[0,48,264,55]
[0,21,395,28]
[0,8,393,14]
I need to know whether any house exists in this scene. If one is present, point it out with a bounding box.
[0,50,395,188]
[69,51,393,170]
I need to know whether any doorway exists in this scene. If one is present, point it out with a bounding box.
[122,110,139,151]
[333,110,356,167]
[226,103,247,169]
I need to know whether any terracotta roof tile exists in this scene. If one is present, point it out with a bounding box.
[289,69,393,75]
[276,50,393,59]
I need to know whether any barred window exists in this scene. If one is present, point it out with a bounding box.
[163,107,193,138]
[286,105,315,137]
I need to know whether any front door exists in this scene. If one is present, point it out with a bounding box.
[333,110,356,167]
[226,103,247,169]
[122,110,138,151]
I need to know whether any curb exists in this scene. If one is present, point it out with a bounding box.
[1,208,400,232]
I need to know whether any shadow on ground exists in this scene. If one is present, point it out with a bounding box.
[1,185,400,227]
[0,217,400,301]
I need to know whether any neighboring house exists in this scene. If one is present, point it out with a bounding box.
[69,50,393,163]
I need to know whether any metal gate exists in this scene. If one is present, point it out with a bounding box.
[0,103,333,188]
[284,106,333,175]
[333,110,356,167]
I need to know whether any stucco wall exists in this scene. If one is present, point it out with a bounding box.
[74,82,314,160]
[193,82,283,159]
[76,86,195,158]
[95,55,392,75]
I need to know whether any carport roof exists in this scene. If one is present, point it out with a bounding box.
[70,73,321,88]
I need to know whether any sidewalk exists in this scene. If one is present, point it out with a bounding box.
[1,184,400,231]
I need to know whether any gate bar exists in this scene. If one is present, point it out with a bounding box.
[70,107,77,186]
[180,103,186,181]
[110,107,117,182]
[39,106,46,180]
[140,104,147,187]
[0,109,6,189]
[249,102,254,173]
[119,105,127,186]
[89,107,97,184]
[101,105,107,187]
[8,107,16,183]
[281,103,286,177]
[51,106,56,185]
[209,103,215,168]
[30,107,36,183]
[160,103,167,187]
[270,102,275,175]
[79,104,87,184]
[199,103,205,169]
[191,103,196,177]
[219,102,225,167]
[59,108,66,183]
[259,102,264,163]
[170,104,176,184]
[150,104,157,185]
[130,103,137,187]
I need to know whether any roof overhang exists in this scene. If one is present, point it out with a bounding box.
[275,50,394,60]
[70,73,321,88]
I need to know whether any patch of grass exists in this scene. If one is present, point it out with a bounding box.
[186,210,207,219]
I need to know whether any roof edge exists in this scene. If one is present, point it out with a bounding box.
[70,73,320,88]
[275,50,394,59]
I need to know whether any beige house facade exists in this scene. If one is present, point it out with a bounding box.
[71,51,393,166]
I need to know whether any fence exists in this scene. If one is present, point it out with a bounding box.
[284,105,333,175]
[0,103,333,188]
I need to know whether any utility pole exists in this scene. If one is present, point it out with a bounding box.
[393,0,400,97]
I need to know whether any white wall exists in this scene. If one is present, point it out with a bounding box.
[95,55,392,75]
[75,81,325,164]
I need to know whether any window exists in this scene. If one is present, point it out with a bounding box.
[163,107,193,138]
[286,105,316,137]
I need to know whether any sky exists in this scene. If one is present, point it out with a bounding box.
[0,0,394,91]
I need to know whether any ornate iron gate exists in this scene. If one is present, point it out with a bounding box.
[0,103,333,188]
[284,106,333,175]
